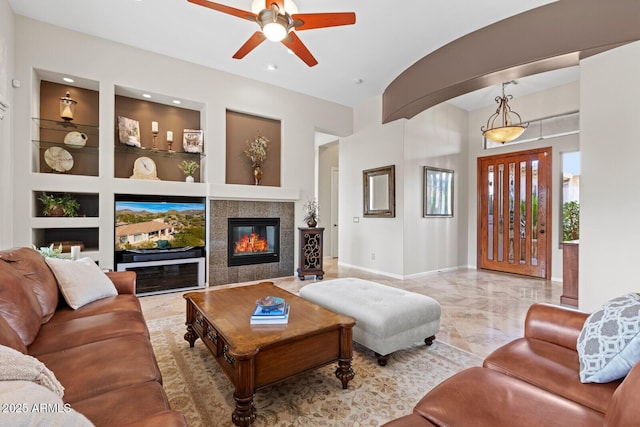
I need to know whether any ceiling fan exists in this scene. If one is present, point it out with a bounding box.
[187,0,356,67]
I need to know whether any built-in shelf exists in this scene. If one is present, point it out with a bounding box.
[114,144,204,160]
[33,118,99,135]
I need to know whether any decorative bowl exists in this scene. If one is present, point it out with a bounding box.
[256,296,285,312]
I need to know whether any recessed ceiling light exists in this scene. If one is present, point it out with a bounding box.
[172,100,181,105]
[62,77,74,83]
[266,64,278,71]
[142,93,152,99]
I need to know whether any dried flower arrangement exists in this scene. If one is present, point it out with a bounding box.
[243,133,269,165]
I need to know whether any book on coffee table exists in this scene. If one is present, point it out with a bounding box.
[251,303,290,324]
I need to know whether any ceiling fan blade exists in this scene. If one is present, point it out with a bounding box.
[233,31,267,59]
[292,12,356,30]
[281,32,318,67]
[187,0,256,21]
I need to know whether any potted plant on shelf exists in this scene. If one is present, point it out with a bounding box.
[38,192,80,217]
[32,244,65,258]
[243,133,269,185]
[178,160,200,182]
[303,199,319,227]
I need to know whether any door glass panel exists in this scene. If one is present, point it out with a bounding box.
[519,161,527,264]
[508,162,515,263]
[498,164,504,262]
[488,165,494,260]
[531,159,539,266]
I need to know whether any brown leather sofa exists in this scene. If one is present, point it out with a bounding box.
[383,303,638,427]
[0,247,186,426]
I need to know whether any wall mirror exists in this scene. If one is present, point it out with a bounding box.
[363,165,395,217]
[424,166,454,217]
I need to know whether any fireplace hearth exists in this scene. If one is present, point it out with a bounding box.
[228,218,280,267]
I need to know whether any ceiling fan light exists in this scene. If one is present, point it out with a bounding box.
[263,22,287,41]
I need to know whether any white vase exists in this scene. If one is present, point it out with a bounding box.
[185,175,194,183]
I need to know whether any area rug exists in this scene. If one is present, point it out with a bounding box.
[147,315,481,427]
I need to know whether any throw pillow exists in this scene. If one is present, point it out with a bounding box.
[45,257,117,310]
[577,293,640,383]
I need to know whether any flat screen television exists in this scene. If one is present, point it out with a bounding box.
[114,194,206,253]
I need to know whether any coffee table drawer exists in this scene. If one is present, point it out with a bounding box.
[194,309,221,356]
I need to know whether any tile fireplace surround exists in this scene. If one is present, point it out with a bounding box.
[209,200,294,286]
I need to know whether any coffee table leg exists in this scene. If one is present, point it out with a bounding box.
[184,324,199,348]
[232,393,256,426]
[335,359,355,389]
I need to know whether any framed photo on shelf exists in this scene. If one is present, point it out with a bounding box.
[117,116,141,147]
[183,129,203,153]
[423,166,454,217]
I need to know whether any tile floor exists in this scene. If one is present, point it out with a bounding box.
[139,258,564,359]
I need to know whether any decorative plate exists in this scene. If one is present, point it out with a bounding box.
[44,146,74,172]
[256,296,285,311]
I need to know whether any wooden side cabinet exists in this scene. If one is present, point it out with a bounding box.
[297,227,324,280]
[561,241,579,307]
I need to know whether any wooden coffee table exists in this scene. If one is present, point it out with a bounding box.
[183,282,355,426]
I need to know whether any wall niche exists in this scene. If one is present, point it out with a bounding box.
[225,110,281,187]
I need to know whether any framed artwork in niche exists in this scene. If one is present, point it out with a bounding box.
[424,166,454,217]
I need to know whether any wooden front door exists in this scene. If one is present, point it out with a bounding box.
[477,147,552,279]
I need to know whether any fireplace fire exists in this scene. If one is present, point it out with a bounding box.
[228,218,280,266]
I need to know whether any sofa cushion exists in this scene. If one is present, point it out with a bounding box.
[71,381,182,426]
[0,260,43,346]
[29,310,150,356]
[413,367,603,427]
[37,334,162,403]
[483,337,619,413]
[577,293,640,383]
[0,247,60,323]
[45,257,117,309]
[48,294,142,324]
[0,313,27,353]
[0,380,93,427]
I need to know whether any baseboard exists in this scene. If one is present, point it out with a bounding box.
[335,262,405,280]
[336,262,469,280]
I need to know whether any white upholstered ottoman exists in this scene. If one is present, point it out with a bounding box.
[299,277,441,365]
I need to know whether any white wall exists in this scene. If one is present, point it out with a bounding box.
[340,96,469,278]
[403,102,469,276]
[0,0,14,249]
[579,41,640,311]
[340,96,405,277]
[466,82,580,282]
[10,17,352,269]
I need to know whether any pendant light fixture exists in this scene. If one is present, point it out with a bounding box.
[481,82,528,143]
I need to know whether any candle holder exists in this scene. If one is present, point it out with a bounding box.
[152,132,158,150]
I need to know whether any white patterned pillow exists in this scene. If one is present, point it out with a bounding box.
[577,293,640,383]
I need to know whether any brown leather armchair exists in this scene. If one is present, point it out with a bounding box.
[383,303,638,427]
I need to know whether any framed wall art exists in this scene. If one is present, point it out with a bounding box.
[423,166,454,217]
[363,165,395,218]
